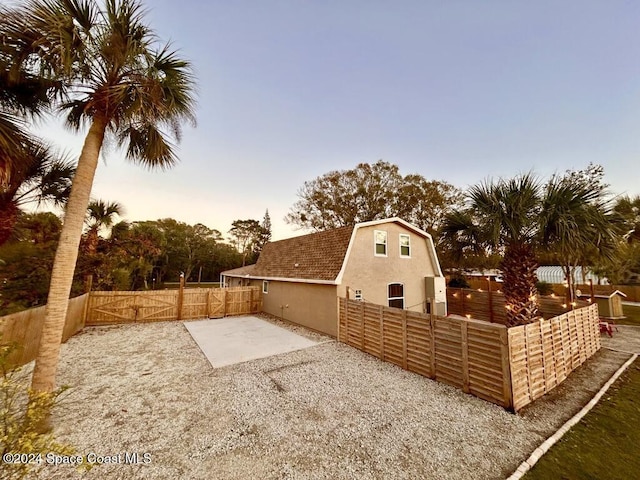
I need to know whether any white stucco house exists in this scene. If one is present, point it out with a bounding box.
[222,218,447,336]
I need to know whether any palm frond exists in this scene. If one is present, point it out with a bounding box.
[540,176,618,263]
[20,0,199,168]
[86,198,123,228]
[468,173,541,246]
[118,122,177,169]
[12,146,75,208]
[0,113,30,184]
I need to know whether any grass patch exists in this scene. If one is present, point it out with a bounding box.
[162,281,222,289]
[524,357,640,480]
[620,304,640,326]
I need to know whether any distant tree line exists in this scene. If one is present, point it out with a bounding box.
[0,205,271,315]
[286,160,464,236]
[285,160,639,326]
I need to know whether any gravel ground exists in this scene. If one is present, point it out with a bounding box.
[20,315,635,480]
[600,325,640,354]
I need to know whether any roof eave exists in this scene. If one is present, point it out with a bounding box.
[221,272,337,285]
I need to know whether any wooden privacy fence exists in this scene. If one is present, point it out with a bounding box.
[509,304,601,410]
[339,298,512,408]
[574,283,640,302]
[0,287,262,367]
[465,279,640,303]
[446,287,588,325]
[339,298,601,411]
[86,286,261,326]
[0,294,88,368]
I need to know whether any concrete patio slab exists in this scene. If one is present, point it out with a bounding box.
[184,316,320,368]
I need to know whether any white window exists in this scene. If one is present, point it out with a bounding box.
[354,289,363,301]
[262,280,269,294]
[388,283,404,309]
[399,234,411,257]
[374,230,387,256]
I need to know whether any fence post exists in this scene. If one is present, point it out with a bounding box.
[205,289,211,318]
[337,295,341,341]
[499,327,514,410]
[461,321,469,393]
[538,319,548,390]
[402,310,408,370]
[223,288,228,317]
[342,297,348,342]
[81,291,91,328]
[82,273,93,326]
[177,274,185,321]
[378,304,384,360]
[461,288,466,316]
[360,302,365,350]
[429,297,436,379]
[487,278,494,323]
[524,325,533,402]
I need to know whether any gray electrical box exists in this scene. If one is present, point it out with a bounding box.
[425,276,447,316]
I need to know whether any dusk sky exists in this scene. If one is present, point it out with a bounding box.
[36,1,640,241]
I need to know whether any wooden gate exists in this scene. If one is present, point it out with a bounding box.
[87,291,179,325]
[205,288,260,318]
[208,290,226,318]
[85,287,261,325]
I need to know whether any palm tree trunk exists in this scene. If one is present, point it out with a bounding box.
[83,226,100,257]
[31,117,106,393]
[0,200,19,245]
[501,242,540,327]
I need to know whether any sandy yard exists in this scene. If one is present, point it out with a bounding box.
[15,314,635,480]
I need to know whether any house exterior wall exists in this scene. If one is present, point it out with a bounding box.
[226,277,251,287]
[247,279,339,336]
[337,223,440,313]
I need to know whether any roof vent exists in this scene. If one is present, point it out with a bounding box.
[294,263,299,267]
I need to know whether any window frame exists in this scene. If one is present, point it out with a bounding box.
[399,233,411,258]
[374,230,388,257]
[262,280,269,294]
[387,282,404,309]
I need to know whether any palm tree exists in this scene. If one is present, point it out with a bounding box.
[4,0,196,394]
[84,199,123,255]
[0,37,58,188]
[539,178,616,302]
[613,195,640,243]
[467,174,542,326]
[1,3,69,244]
[442,173,616,327]
[439,209,488,271]
[0,142,74,245]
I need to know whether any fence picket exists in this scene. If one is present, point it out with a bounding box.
[85,287,260,326]
[338,297,601,412]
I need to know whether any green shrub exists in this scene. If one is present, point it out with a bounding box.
[448,276,470,289]
[536,281,554,296]
[0,342,77,480]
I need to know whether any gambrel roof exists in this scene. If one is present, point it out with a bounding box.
[223,225,354,283]
[222,218,442,284]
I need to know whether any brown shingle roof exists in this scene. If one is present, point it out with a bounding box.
[224,225,354,282]
[221,264,257,276]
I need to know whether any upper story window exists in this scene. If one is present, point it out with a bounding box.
[374,230,387,256]
[399,234,411,257]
